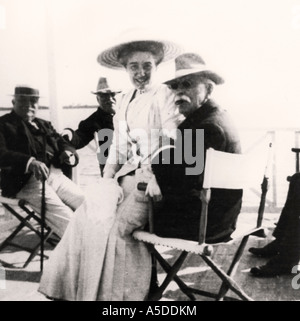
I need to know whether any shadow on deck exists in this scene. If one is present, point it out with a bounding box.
[0,212,299,301]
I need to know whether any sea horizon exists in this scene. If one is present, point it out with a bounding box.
[0,106,299,210]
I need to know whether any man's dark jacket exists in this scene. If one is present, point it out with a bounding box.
[272,172,300,265]
[63,108,114,177]
[68,108,114,150]
[0,111,78,197]
[152,99,243,243]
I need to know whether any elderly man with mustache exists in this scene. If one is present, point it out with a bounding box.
[151,52,243,244]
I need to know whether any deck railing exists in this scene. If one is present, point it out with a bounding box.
[237,128,300,212]
[1,126,299,217]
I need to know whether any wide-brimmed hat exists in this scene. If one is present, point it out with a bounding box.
[91,77,121,94]
[12,86,40,97]
[164,53,224,86]
[97,28,183,70]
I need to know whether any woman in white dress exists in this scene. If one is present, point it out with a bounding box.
[38,34,182,301]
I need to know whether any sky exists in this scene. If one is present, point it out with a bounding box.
[0,0,300,130]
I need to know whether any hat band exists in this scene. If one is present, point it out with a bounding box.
[14,87,40,96]
[174,66,212,79]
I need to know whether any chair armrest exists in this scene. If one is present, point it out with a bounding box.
[0,196,26,206]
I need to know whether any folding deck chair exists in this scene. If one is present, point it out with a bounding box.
[0,194,54,270]
[133,143,273,301]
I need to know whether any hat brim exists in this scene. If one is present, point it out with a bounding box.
[14,94,40,96]
[10,94,41,97]
[164,69,224,86]
[91,89,122,94]
[97,39,183,70]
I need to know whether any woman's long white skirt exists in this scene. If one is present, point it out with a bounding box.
[38,176,152,301]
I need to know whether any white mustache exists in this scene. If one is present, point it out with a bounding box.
[135,77,148,83]
[175,95,191,105]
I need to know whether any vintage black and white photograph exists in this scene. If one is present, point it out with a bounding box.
[0,0,300,303]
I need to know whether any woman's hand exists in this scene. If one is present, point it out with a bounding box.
[145,175,163,202]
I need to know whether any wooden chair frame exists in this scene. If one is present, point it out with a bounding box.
[0,196,54,270]
[133,144,273,301]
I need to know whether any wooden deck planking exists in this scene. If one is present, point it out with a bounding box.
[0,141,299,301]
[1,212,299,301]
[155,213,300,301]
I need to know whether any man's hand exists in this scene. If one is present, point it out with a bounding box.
[28,160,49,181]
[103,171,115,179]
[59,151,76,166]
[145,175,163,202]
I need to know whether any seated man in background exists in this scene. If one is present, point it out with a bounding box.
[151,53,243,243]
[249,172,300,277]
[62,77,120,176]
[0,86,85,238]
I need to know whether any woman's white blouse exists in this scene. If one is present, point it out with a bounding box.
[105,84,181,177]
